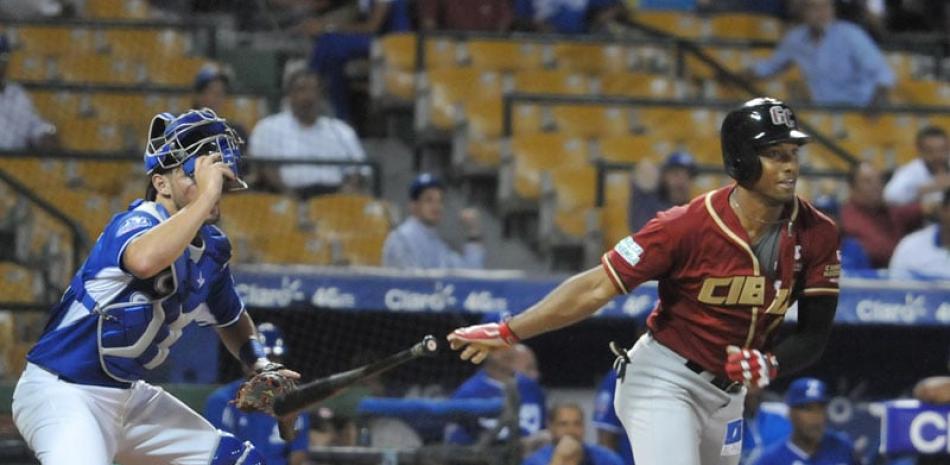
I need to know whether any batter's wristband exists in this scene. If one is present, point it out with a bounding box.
[239,338,268,369]
[499,321,520,345]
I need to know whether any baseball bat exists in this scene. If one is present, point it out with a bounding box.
[273,335,439,416]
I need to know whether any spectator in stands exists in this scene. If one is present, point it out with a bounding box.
[249,69,368,198]
[753,378,858,465]
[382,173,485,269]
[747,0,895,108]
[593,370,634,465]
[889,189,950,279]
[628,151,696,233]
[295,0,411,122]
[524,403,624,465]
[445,343,547,445]
[740,388,791,465]
[419,0,513,31]
[0,34,58,150]
[841,162,923,268]
[884,126,950,208]
[915,376,950,404]
[513,0,627,34]
[192,64,247,139]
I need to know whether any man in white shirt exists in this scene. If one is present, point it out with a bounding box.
[0,34,58,151]
[889,189,950,280]
[248,69,367,198]
[382,173,485,269]
[884,126,949,208]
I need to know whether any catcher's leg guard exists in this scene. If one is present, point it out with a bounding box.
[211,432,265,465]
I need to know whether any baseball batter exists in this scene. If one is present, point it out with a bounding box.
[448,98,840,465]
[11,108,298,465]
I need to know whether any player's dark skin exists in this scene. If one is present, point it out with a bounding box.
[451,142,837,379]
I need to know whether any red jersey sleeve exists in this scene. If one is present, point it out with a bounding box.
[801,215,841,296]
[601,216,677,294]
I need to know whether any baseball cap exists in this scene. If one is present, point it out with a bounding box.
[663,151,697,176]
[409,173,444,200]
[193,63,230,92]
[785,377,829,407]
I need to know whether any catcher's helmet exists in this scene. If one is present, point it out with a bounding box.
[720,97,810,184]
[257,322,286,358]
[143,108,247,191]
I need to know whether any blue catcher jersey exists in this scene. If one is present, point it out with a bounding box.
[205,380,310,465]
[753,431,858,465]
[593,371,634,465]
[446,370,546,445]
[27,200,244,387]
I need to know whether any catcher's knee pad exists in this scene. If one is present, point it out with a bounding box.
[211,432,265,465]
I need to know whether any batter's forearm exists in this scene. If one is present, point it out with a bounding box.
[508,267,617,340]
[771,295,836,376]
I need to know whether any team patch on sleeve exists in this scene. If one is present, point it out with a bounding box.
[613,237,644,267]
[823,264,841,278]
[116,215,153,237]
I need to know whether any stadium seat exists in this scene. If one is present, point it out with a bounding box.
[219,96,271,134]
[11,26,95,56]
[637,108,719,142]
[514,70,591,95]
[708,13,782,41]
[105,29,192,58]
[306,194,391,234]
[7,53,50,82]
[600,170,632,249]
[145,56,207,86]
[57,54,141,85]
[599,73,684,98]
[894,79,950,105]
[419,68,503,132]
[552,43,629,74]
[85,0,150,19]
[509,134,588,201]
[76,161,139,196]
[597,135,661,164]
[632,11,704,39]
[0,263,37,303]
[549,164,597,239]
[371,34,457,103]
[551,105,632,138]
[466,40,546,72]
[511,104,546,135]
[58,119,127,152]
[0,159,70,189]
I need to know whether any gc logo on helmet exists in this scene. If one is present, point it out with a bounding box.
[720,97,810,185]
[143,108,248,200]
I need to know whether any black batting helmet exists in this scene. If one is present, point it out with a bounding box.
[720,97,810,184]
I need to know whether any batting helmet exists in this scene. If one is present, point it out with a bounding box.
[143,108,247,191]
[720,97,810,184]
[256,322,287,358]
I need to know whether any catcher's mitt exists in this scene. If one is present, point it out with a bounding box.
[234,363,296,415]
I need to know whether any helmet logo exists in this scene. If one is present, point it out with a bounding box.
[768,106,796,128]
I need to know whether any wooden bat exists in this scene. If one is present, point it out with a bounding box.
[272,335,439,416]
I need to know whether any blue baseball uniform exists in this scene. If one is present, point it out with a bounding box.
[514,0,619,34]
[446,370,546,444]
[524,443,626,465]
[206,380,310,465]
[593,371,634,465]
[740,405,791,465]
[753,431,858,465]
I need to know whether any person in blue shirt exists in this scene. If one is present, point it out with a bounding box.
[297,0,411,122]
[525,403,625,465]
[206,322,310,465]
[446,344,547,444]
[748,0,895,108]
[10,108,299,465]
[514,0,626,34]
[753,378,859,465]
[739,387,791,465]
[593,370,634,465]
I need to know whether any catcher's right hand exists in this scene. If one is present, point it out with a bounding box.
[233,363,300,415]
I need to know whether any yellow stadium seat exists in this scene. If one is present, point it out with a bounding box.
[58,119,127,152]
[511,134,588,200]
[550,164,597,239]
[332,231,388,266]
[512,104,546,135]
[0,263,37,303]
[56,54,141,85]
[0,158,70,189]
[798,144,851,172]
[145,56,207,86]
[600,73,683,98]
[37,188,113,240]
[220,96,271,134]
[7,53,50,81]
[307,194,391,234]
[11,26,95,56]
[839,113,916,149]
[85,0,150,19]
[75,160,139,196]
[514,70,590,95]
[105,29,191,58]
[467,40,546,72]
[422,68,503,131]
[637,108,719,142]
[551,105,632,138]
[894,79,950,105]
[709,13,782,41]
[371,34,456,102]
[597,135,660,164]
[632,11,704,39]
[552,43,629,74]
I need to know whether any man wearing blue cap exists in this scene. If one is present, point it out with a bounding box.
[0,33,58,150]
[753,378,858,465]
[628,151,697,232]
[382,173,485,269]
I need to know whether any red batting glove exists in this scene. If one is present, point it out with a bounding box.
[446,322,520,364]
[725,345,779,388]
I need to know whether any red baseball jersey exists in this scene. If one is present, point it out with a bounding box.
[602,185,840,377]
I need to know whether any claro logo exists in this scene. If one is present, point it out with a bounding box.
[909,411,950,454]
[384,283,457,312]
